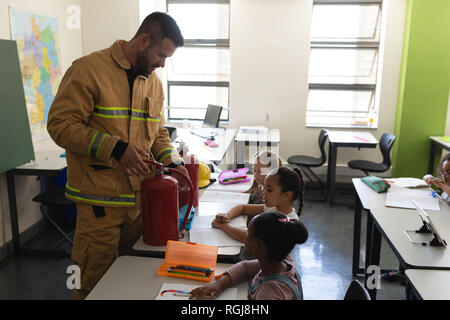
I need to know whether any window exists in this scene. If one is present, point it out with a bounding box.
[306,0,382,128]
[166,0,230,122]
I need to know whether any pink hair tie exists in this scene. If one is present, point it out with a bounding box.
[278,217,291,223]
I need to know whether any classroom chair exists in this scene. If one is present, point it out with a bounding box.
[287,128,328,201]
[32,172,76,257]
[343,280,371,300]
[347,133,396,176]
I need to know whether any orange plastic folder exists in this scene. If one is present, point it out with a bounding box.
[157,241,218,282]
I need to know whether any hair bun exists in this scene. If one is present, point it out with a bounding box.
[286,219,308,245]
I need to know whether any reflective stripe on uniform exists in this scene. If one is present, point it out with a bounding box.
[93,106,130,118]
[65,183,135,206]
[88,131,107,159]
[93,105,161,122]
[155,147,178,162]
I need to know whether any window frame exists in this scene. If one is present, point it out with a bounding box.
[306,0,383,129]
[166,0,231,122]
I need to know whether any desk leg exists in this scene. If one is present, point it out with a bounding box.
[364,211,374,294]
[364,212,381,300]
[327,142,337,206]
[352,192,363,276]
[428,141,436,175]
[6,171,20,253]
[369,221,382,300]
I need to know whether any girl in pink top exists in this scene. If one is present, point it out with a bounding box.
[190,211,308,300]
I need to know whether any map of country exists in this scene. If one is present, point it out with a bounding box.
[10,9,62,141]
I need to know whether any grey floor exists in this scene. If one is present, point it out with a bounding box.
[0,183,406,300]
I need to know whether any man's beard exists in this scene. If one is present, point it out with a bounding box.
[135,46,158,76]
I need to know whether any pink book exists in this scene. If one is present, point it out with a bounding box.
[218,168,251,185]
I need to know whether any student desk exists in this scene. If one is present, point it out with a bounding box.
[327,131,378,206]
[365,203,450,299]
[405,269,450,300]
[175,128,236,164]
[352,178,387,276]
[235,129,280,169]
[428,136,450,175]
[6,150,67,256]
[86,255,249,300]
[132,201,243,263]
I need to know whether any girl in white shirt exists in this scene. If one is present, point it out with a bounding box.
[212,167,305,243]
[423,153,450,205]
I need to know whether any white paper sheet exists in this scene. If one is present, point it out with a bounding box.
[191,215,247,230]
[155,283,237,300]
[385,185,440,210]
[200,191,250,204]
[196,201,238,216]
[190,228,245,247]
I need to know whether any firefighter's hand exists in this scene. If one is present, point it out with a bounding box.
[175,164,189,177]
[120,144,151,176]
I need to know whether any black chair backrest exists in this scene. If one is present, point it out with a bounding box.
[379,133,396,167]
[318,129,329,165]
[343,280,371,300]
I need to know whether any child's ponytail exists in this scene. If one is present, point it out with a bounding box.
[291,167,305,216]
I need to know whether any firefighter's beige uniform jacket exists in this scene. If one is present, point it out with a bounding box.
[48,40,182,207]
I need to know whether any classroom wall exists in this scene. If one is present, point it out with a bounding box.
[392,0,450,178]
[229,0,406,177]
[0,0,82,250]
[80,0,140,55]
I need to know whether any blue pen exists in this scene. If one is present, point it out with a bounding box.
[431,190,442,200]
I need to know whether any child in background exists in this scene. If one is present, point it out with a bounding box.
[245,150,283,204]
[190,211,308,300]
[212,166,305,243]
[423,153,450,205]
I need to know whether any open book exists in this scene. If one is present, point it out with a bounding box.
[385,177,428,189]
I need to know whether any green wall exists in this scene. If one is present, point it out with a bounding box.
[392,0,450,178]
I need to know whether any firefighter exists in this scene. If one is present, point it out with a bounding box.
[47,12,188,299]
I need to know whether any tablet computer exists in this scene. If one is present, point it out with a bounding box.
[412,200,447,247]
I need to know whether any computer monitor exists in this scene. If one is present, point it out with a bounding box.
[203,104,223,128]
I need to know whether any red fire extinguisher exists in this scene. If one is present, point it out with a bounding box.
[141,160,194,246]
[181,152,199,208]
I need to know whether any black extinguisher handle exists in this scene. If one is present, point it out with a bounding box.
[167,168,195,239]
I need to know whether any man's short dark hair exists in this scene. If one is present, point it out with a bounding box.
[134,12,184,48]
